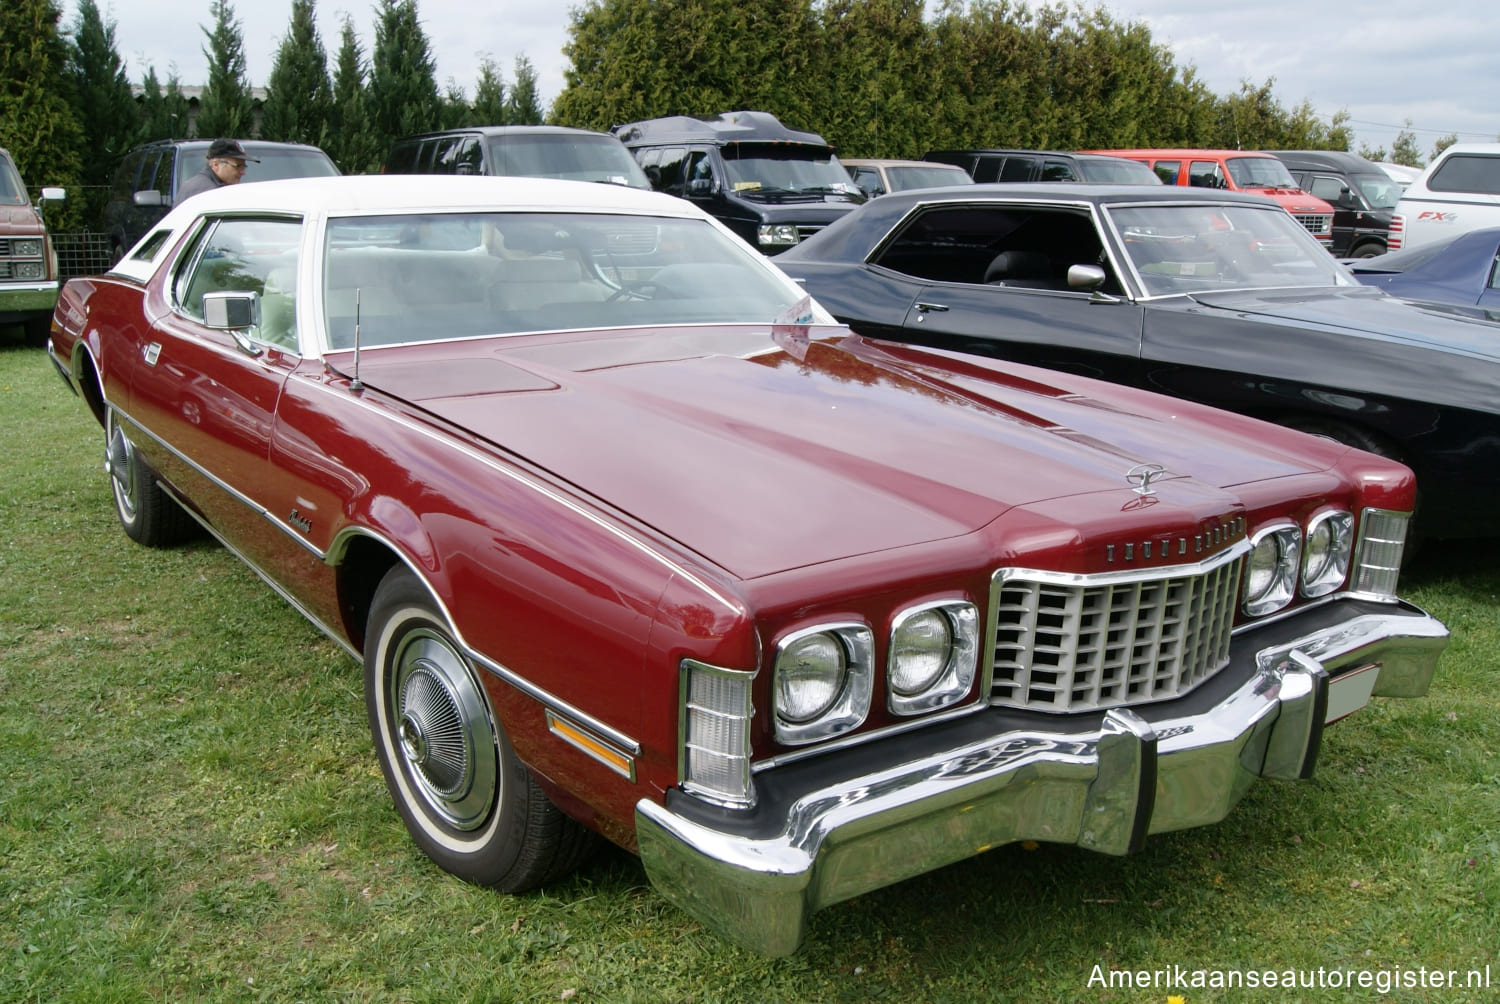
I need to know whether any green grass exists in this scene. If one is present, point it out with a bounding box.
[1,338,1496,1003]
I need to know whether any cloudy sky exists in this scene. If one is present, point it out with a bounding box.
[93,0,1498,162]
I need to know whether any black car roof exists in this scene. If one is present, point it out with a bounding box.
[777,183,1286,265]
[393,126,616,143]
[1265,150,1383,172]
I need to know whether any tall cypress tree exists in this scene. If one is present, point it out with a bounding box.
[326,17,382,173]
[440,78,469,128]
[0,0,84,227]
[261,0,333,146]
[469,57,507,126]
[138,67,194,141]
[368,0,441,148]
[66,0,140,222]
[196,0,255,138]
[506,55,543,125]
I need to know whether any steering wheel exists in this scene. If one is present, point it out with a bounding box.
[607,281,659,302]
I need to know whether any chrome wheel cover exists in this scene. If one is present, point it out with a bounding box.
[388,628,498,831]
[105,412,138,523]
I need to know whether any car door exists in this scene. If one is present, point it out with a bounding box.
[1302,172,1361,255]
[130,214,306,567]
[869,202,1147,381]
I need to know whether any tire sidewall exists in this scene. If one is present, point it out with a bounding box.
[365,570,526,884]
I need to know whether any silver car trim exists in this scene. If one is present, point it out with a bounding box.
[635,605,1447,956]
[100,403,645,760]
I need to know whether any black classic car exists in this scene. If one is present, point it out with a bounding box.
[777,184,1500,541]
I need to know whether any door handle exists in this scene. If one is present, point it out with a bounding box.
[913,302,949,323]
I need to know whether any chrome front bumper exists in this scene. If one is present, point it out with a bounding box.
[635,600,1447,956]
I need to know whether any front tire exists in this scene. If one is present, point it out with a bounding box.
[106,409,194,547]
[364,567,594,891]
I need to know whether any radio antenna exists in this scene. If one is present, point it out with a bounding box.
[350,288,365,392]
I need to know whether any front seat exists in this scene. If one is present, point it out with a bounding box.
[984,250,1055,288]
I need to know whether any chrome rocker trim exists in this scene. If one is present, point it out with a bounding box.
[635,600,1447,956]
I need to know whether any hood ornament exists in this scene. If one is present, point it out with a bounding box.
[1126,463,1170,496]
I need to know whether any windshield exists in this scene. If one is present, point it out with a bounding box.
[485,134,651,189]
[1225,157,1300,190]
[883,165,974,192]
[321,211,814,349]
[177,147,339,189]
[1077,157,1163,185]
[0,155,26,205]
[1109,203,1354,296]
[722,144,863,199]
[1350,172,1402,209]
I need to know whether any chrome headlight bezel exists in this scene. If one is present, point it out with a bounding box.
[772,623,873,745]
[887,600,980,715]
[1300,509,1354,597]
[1243,523,1301,616]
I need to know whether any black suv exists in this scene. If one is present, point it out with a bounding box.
[922,149,1162,185]
[384,126,651,189]
[102,139,339,262]
[612,111,864,254]
[1265,150,1402,257]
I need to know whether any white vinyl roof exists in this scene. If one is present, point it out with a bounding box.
[154,173,701,221]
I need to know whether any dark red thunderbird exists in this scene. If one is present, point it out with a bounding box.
[47,176,1446,955]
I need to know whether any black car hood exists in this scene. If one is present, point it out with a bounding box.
[1186,285,1500,362]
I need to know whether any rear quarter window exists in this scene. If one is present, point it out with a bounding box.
[1427,154,1500,195]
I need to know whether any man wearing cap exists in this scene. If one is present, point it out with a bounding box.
[177,139,260,202]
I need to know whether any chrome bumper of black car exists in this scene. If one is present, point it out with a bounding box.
[635,600,1447,956]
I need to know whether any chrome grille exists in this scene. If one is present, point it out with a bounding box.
[1294,213,1333,237]
[990,553,1244,713]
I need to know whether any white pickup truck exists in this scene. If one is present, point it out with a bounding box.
[1389,142,1500,250]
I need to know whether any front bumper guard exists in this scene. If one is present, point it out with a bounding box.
[636,602,1447,956]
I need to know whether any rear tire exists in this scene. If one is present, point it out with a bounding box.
[106,410,194,547]
[1349,243,1386,259]
[364,567,595,891]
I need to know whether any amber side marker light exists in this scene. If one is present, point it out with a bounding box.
[546,710,636,781]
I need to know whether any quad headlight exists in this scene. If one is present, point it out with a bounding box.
[772,624,873,745]
[10,238,42,258]
[887,601,979,715]
[1243,524,1301,616]
[1301,510,1354,597]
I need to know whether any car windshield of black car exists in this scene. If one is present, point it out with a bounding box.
[1109,204,1353,296]
[722,144,862,198]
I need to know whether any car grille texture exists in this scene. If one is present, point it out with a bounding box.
[795,225,826,242]
[991,559,1243,713]
[1294,213,1333,237]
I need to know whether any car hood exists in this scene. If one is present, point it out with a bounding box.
[1,205,45,234]
[354,327,1331,579]
[1187,285,1500,361]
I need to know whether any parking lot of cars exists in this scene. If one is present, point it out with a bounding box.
[24,103,1500,958]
